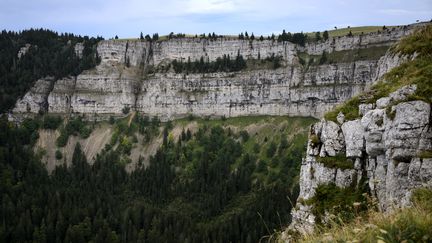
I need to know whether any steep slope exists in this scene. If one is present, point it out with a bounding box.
[284,24,432,240]
[11,24,422,120]
[0,114,317,242]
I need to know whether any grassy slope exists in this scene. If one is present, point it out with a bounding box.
[299,188,432,242]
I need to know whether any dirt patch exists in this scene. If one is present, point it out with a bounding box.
[170,121,199,140]
[80,124,113,164]
[126,132,163,173]
[35,123,113,173]
[35,129,60,172]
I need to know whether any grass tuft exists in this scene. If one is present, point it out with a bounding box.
[299,187,432,243]
[316,152,354,170]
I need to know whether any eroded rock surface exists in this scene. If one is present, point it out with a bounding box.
[11,25,417,120]
[288,85,432,235]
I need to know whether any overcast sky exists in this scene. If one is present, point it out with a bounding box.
[1,0,431,38]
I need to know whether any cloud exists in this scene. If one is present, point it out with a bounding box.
[185,0,237,13]
[377,8,431,16]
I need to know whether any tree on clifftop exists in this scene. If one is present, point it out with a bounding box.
[323,30,329,41]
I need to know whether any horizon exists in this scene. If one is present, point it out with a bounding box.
[1,0,431,39]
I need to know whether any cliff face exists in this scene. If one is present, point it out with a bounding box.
[288,84,432,234]
[12,25,417,120]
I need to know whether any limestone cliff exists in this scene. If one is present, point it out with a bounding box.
[287,84,432,235]
[12,25,419,120]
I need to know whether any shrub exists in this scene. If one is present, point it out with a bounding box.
[324,96,361,123]
[55,150,63,160]
[122,106,130,114]
[301,188,432,242]
[109,116,115,124]
[418,150,432,159]
[79,126,92,138]
[56,117,92,147]
[42,116,62,130]
[316,152,354,170]
[56,129,69,147]
[239,130,249,142]
[310,134,320,146]
[266,142,277,158]
[306,182,368,225]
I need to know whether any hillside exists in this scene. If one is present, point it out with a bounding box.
[283,24,432,242]
[0,114,317,242]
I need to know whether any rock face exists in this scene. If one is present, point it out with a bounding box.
[12,25,418,120]
[288,85,432,234]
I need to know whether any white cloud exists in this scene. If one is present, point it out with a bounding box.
[377,8,432,16]
[185,0,237,13]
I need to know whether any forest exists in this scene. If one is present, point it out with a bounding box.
[0,29,102,113]
[0,114,314,242]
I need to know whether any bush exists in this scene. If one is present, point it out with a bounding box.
[55,150,63,160]
[316,152,354,170]
[239,130,249,142]
[306,182,368,225]
[109,116,115,124]
[122,106,130,114]
[266,142,277,158]
[56,129,69,147]
[56,117,92,147]
[324,96,361,123]
[310,134,320,146]
[79,126,92,138]
[42,116,62,130]
[302,188,432,242]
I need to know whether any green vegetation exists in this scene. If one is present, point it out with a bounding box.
[310,134,320,146]
[324,96,361,122]
[300,187,432,242]
[171,52,246,73]
[55,150,63,160]
[56,117,92,147]
[277,30,308,46]
[0,29,102,112]
[315,152,354,170]
[41,115,63,130]
[418,150,432,159]
[325,25,395,38]
[305,182,368,225]
[0,114,316,242]
[324,25,432,122]
[298,46,389,68]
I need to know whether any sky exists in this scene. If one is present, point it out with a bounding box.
[0,0,431,38]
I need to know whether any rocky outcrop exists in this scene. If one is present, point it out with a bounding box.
[11,24,420,120]
[288,85,432,234]
[14,77,54,114]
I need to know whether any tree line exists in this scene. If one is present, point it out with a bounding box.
[0,115,303,242]
[171,51,247,73]
[0,29,103,112]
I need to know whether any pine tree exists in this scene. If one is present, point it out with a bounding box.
[315,31,321,41]
[323,30,329,41]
